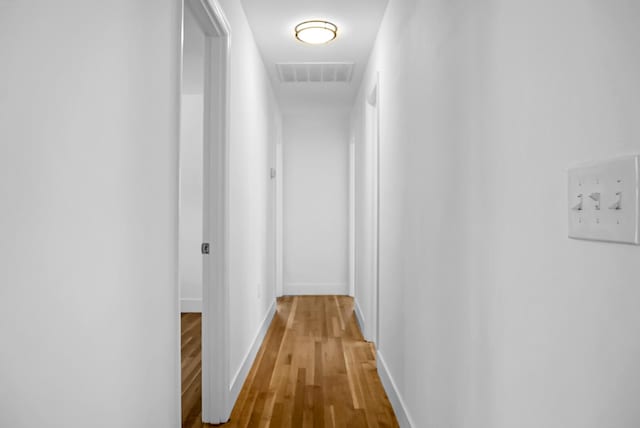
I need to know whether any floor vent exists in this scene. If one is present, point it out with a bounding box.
[276,62,355,83]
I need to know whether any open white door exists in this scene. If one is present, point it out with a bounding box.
[180,0,231,423]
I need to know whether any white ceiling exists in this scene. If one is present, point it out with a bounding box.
[240,0,389,114]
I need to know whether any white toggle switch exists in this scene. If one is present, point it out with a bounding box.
[568,155,640,244]
[572,194,584,211]
[609,192,622,210]
[589,192,601,210]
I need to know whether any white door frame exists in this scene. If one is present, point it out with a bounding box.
[275,137,284,297]
[348,138,356,297]
[367,75,380,347]
[180,0,232,423]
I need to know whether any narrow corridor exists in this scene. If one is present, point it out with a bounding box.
[5,1,640,426]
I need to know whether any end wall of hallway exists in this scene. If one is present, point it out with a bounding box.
[282,112,350,296]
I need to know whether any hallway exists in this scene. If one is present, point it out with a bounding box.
[3,0,640,427]
[182,296,397,427]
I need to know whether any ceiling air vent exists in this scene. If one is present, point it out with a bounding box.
[276,62,355,83]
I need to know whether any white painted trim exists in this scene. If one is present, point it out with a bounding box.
[348,139,356,297]
[377,351,415,428]
[275,141,284,297]
[284,283,349,295]
[366,74,380,347]
[180,298,202,313]
[175,3,185,426]
[354,300,366,334]
[229,299,277,401]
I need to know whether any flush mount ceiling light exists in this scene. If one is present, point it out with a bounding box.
[294,20,338,45]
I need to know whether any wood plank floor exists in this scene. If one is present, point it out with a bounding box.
[181,312,204,427]
[181,296,398,427]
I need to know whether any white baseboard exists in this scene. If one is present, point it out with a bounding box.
[180,298,202,313]
[354,300,366,335]
[228,299,276,406]
[377,351,414,428]
[284,282,348,295]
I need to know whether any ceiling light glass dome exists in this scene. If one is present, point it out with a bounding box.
[295,20,338,45]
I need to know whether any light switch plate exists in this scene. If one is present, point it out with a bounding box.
[568,155,640,244]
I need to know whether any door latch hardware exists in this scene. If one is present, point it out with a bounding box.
[201,243,210,255]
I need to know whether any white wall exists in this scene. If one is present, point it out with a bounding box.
[283,113,350,295]
[469,1,640,427]
[0,1,181,427]
[219,0,282,393]
[179,94,203,312]
[352,2,474,425]
[352,0,640,427]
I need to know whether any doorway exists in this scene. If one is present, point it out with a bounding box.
[179,0,230,425]
[180,2,205,425]
[353,76,380,346]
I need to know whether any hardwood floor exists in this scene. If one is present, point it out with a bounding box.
[181,296,398,427]
[181,312,204,427]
